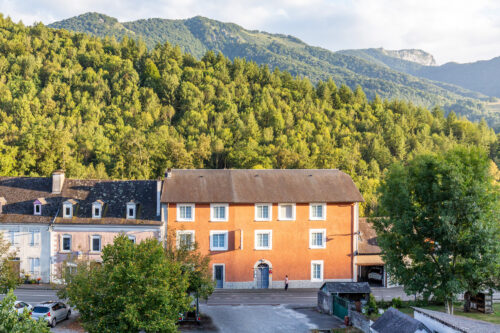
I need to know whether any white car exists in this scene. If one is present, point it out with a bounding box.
[31,301,71,328]
[13,301,33,315]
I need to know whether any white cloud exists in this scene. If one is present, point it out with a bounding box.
[1,0,499,63]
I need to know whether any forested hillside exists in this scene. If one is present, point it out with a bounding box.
[47,13,498,130]
[0,15,498,214]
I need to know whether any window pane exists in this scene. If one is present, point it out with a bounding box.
[213,234,225,248]
[280,205,293,219]
[65,207,71,216]
[313,263,321,279]
[180,233,192,247]
[257,205,269,219]
[214,206,225,219]
[92,238,100,251]
[180,206,192,219]
[63,237,71,251]
[94,208,100,216]
[313,205,323,218]
[312,232,323,246]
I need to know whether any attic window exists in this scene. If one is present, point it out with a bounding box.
[92,201,103,219]
[126,202,136,219]
[63,200,76,218]
[0,197,6,214]
[34,204,41,215]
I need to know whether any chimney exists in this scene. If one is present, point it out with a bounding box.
[156,178,162,217]
[165,168,172,178]
[52,170,65,194]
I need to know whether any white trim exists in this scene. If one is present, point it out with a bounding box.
[278,203,296,221]
[212,263,225,288]
[176,230,195,249]
[90,234,102,253]
[92,202,102,219]
[63,203,73,218]
[176,204,195,222]
[210,203,229,222]
[209,230,228,251]
[53,224,161,232]
[29,228,40,247]
[33,203,42,216]
[254,230,273,250]
[61,234,72,253]
[309,203,326,220]
[309,229,327,249]
[254,203,272,221]
[311,260,324,282]
[126,203,136,219]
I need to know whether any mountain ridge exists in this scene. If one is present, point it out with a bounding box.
[48,12,499,130]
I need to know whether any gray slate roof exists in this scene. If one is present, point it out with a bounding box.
[57,179,161,224]
[321,282,371,294]
[413,307,500,333]
[372,307,431,333]
[0,177,60,223]
[161,169,364,203]
[0,176,161,225]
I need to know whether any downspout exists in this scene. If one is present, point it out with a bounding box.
[48,208,59,284]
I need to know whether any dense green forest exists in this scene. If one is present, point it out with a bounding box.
[0,15,498,214]
[47,13,500,130]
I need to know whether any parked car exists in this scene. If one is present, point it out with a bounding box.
[31,301,71,327]
[13,301,33,315]
[368,267,383,282]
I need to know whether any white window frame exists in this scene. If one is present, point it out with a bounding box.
[61,234,72,252]
[9,228,19,245]
[254,230,272,250]
[33,203,42,216]
[90,235,102,253]
[309,203,326,220]
[210,230,228,251]
[278,203,296,221]
[177,204,195,222]
[176,230,195,249]
[254,203,272,221]
[128,235,136,244]
[63,203,73,218]
[309,229,327,249]
[92,202,102,219]
[29,257,40,276]
[311,260,324,282]
[210,203,229,222]
[126,203,136,219]
[29,228,40,247]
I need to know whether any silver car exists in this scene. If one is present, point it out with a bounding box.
[13,301,33,315]
[31,301,71,327]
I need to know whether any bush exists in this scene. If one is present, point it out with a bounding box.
[377,299,390,309]
[392,297,403,308]
[366,294,378,314]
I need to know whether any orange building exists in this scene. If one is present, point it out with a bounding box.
[161,169,363,289]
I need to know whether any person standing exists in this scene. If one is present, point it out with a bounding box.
[284,275,289,291]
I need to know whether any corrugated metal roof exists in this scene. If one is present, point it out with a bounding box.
[161,169,363,203]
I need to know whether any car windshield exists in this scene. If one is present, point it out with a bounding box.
[33,306,49,313]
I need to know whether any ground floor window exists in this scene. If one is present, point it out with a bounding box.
[91,235,101,252]
[311,260,324,282]
[29,257,40,277]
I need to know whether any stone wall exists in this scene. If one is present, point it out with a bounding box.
[348,308,371,333]
[317,290,333,315]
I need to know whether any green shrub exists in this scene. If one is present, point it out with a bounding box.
[392,297,403,308]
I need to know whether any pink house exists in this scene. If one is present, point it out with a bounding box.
[50,173,164,281]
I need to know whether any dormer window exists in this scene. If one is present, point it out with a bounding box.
[92,200,104,219]
[0,197,6,214]
[33,198,46,216]
[126,201,137,219]
[63,199,76,218]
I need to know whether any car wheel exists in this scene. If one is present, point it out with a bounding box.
[66,310,71,320]
[50,318,56,328]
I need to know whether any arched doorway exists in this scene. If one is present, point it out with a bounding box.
[255,262,270,289]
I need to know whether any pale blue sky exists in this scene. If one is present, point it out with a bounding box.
[1,0,499,64]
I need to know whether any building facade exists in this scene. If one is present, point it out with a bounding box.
[0,172,163,283]
[161,169,363,289]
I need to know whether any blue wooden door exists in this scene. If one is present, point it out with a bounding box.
[256,264,269,288]
[214,265,224,288]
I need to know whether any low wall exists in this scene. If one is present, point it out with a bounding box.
[317,290,333,315]
[348,308,371,333]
